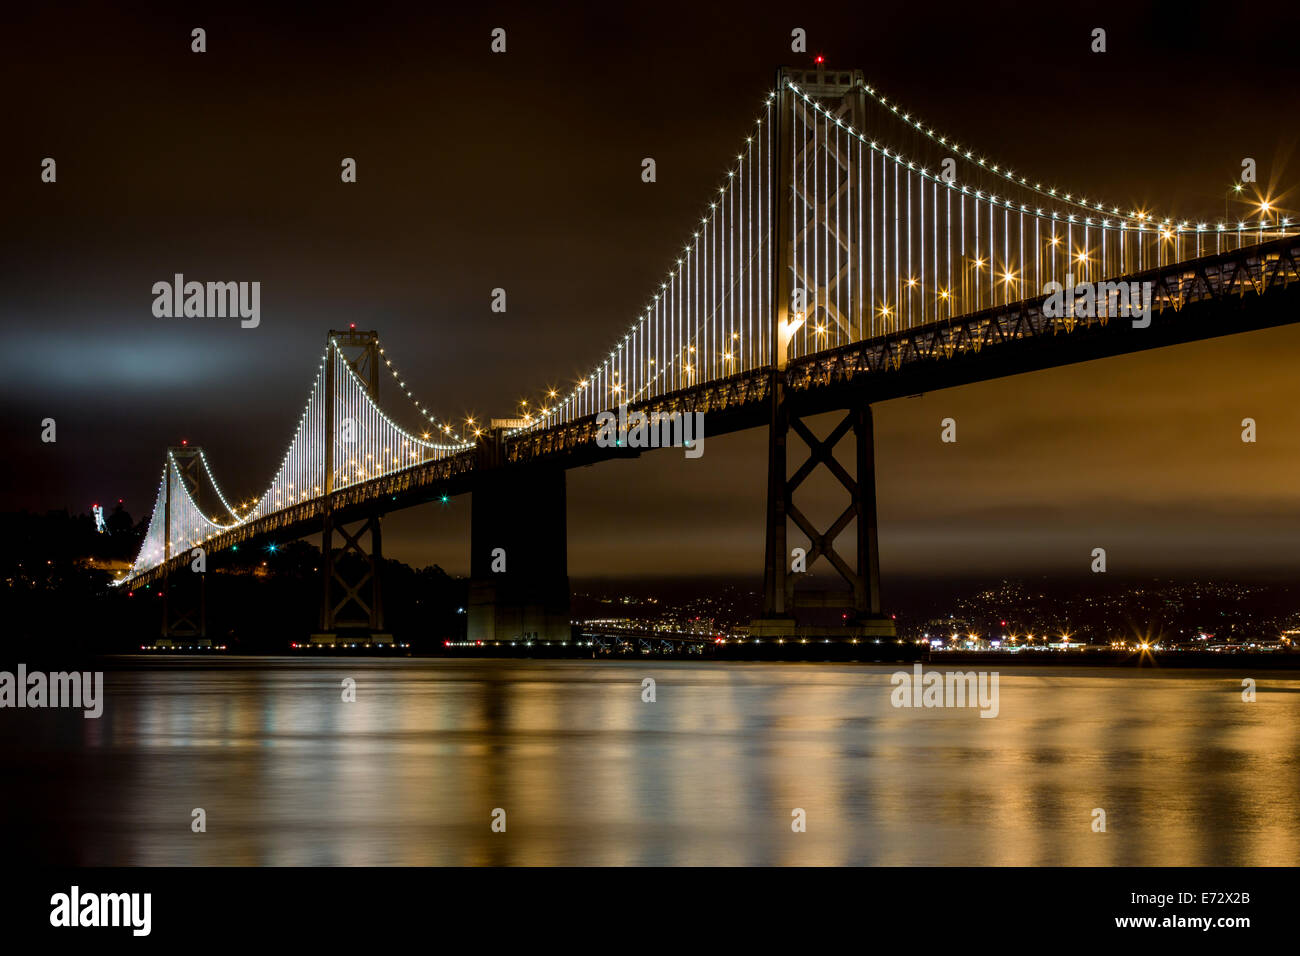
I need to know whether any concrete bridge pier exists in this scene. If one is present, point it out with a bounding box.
[468,457,571,644]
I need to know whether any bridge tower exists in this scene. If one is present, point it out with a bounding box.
[161,446,207,642]
[466,423,571,644]
[751,65,895,642]
[314,328,390,643]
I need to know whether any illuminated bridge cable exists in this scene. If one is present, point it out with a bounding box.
[511,91,778,433]
[857,77,1182,228]
[125,338,473,580]
[123,81,1296,581]
[374,335,472,445]
[511,78,1294,433]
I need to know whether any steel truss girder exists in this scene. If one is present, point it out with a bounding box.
[787,238,1300,390]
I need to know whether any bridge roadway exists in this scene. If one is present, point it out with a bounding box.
[123,235,1299,591]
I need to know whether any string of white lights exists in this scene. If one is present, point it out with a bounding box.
[783,79,1295,362]
[516,76,1293,424]
[859,78,1181,228]
[792,81,1291,235]
[126,466,168,577]
[509,94,778,433]
[373,335,476,446]
[197,449,243,524]
[127,338,476,577]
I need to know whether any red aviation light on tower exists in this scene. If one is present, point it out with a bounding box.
[814,55,825,64]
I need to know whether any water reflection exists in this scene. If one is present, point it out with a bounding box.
[1,658,1297,865]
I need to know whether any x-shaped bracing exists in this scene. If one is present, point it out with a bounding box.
[785,412,865,598]
[326,516,378,626]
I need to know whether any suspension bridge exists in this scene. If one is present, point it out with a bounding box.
[119,65,1300,643]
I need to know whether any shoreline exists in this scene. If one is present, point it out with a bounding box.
[4,648,1296,671]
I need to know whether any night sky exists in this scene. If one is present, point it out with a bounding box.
[3,1,1298,580]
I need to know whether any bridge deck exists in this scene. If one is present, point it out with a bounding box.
[121,236,1299,590]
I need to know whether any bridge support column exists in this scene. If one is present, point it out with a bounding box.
[750,399,894,641]
[161,568,206,642]
[758,372,792,624]
[160,446,208,645]
[468,465,570,644]
[314,510,389,643]
[749,68,891,642]
[311,327,392,646]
